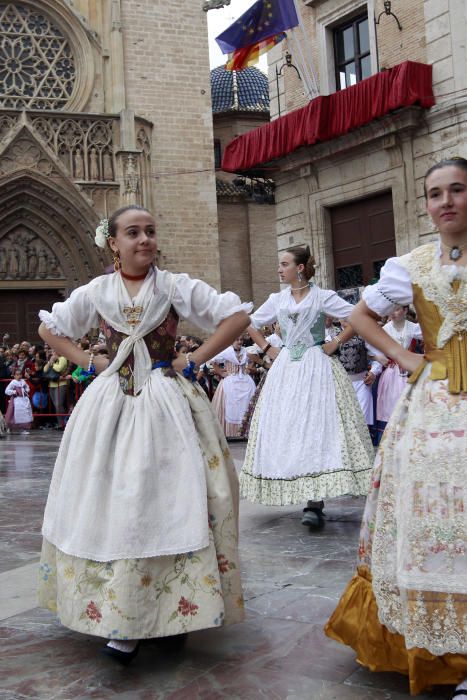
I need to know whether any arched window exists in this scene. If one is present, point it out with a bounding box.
[0,2,76,109]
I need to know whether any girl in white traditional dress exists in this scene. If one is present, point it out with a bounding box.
[5,368,33,433]
[325,158,467,697]
[211,336,256,437]
[374,305,423,443]
[240,246,374,527]
[37,205,251,665]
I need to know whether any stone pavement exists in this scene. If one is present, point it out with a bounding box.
[0,433,451,700]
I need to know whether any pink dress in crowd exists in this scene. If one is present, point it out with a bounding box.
[376,320,423,423]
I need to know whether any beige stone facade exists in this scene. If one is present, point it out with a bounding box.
[252,0,467,290]
[0,0,221,339]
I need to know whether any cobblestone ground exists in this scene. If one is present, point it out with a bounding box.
[0,433,451,700]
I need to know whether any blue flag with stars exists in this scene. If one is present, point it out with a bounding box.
[216,0,299,54]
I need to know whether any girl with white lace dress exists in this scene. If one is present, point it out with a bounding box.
[374,305,423,442]
[211,337,256,437]
[37,205,251,665]
[240,246,374,526]
[5,369,33,433]
[325,158,467,697]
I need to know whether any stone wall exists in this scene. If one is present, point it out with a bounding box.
[262,0,467,289]
[119,0,220,289]
[56,0,221,290]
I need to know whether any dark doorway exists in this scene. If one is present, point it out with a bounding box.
[0,289,63,344]
[330,192,396,289]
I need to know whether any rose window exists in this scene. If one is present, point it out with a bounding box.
[0,2,76,109]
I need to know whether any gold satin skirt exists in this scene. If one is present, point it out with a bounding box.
[324,566,467,696]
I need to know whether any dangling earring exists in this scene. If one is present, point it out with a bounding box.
[113,251,121,272]
[297,271,303,282]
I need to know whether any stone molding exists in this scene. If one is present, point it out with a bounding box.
[0,108,153,213]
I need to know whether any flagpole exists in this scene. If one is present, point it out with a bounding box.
[290,0,320,98]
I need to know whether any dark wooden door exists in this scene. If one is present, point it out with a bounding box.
[331,192,396,289]
[0,289,62,344]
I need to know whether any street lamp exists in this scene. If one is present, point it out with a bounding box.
[275,52,301,119]
[375,1,402,31]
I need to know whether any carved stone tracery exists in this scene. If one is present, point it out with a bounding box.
[0,135,55,176]
[31,114,116,181]
[0,2,76,110]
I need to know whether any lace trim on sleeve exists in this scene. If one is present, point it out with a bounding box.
[38,310,66,337]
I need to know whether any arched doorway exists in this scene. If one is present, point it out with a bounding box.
[0,170,106,342]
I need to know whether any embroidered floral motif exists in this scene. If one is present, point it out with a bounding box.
[99,308,179,396]
[217,554,235,574]
[122,305,144,328]
[177,596,199,617]
[288,312,299,324]
[208,455,220,470]
[86,601,102,622]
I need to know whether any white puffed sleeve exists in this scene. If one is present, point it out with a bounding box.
[362,257,413,317]
[250,293,280,329]
[320,289,355,319]
[408,321,424,341]
[39,284,98,340]
[211,350,227,364]
[171,274,253,333]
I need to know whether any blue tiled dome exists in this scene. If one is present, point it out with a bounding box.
[211,66,269,114]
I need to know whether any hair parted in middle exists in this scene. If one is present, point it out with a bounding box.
[107,205,152,238]
[423,156,467,198]
[286,245,316,280]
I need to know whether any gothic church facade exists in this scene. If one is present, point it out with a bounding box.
[0,0,219,340]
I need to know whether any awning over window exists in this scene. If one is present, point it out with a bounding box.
[221,61,434,173]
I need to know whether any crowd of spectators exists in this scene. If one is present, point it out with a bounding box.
[0,331,260,432]
[0,334,108,430]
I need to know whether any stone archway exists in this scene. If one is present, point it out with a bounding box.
[0,170,105,290]
[0,170,107,341]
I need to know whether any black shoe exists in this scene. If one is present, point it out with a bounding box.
[101,641,140,666]
[301,505,325,529]
[452,691,467,698]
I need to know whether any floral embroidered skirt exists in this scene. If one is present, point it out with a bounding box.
[325,369,467,695]
[38,381,245,639]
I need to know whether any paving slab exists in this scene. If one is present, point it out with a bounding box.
[0,433,452,699]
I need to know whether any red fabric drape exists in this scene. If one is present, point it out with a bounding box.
[221,61,434,173]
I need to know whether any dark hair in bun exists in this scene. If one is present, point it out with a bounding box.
[286,245,316,280]
[424,157,467,198]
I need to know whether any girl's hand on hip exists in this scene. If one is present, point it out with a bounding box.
[171,355,187,375]
[322,342,337,357]
[266,347,281,360]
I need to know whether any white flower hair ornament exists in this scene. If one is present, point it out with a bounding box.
[95,219,110,248]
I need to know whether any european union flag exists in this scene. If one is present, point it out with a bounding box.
[216,0,299,55]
